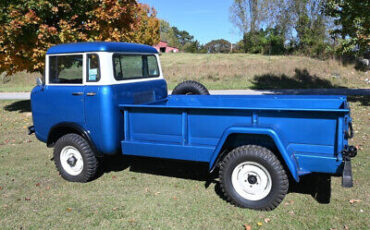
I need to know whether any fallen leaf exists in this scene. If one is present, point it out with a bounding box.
[25,197,31,201]
[0,186,2,191]
[264,218,271,223]
[46,186,50,190]
[257,222,263,227]
[349,199,360,204]
[66,208,72,212]
[35,183,40,187]
[155,192,160,195]
[172,196,177,200]
[112,207,118,211]
[244,224,252,230]
[112,176,117,179]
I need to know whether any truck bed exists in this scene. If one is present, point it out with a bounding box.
[119,95,350,179]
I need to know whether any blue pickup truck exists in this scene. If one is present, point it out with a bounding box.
[29,42,357,210]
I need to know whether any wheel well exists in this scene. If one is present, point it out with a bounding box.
[47,126,83,147]
[213,133,291,178]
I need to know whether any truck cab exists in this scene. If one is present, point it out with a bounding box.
[31,42,167,155]
[30,42,357,211]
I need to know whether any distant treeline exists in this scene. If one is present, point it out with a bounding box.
[160,0,369,59]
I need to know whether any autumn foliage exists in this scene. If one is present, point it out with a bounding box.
[0,0,160,75]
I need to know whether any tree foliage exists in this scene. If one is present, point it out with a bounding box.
[0,0,160,75]
[325,0,370,56]
[230,0,332,56]
[204,39,232,53]
[242,28,285,54]
[159,19,200,52]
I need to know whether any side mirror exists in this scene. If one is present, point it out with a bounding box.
[36,77,43,86]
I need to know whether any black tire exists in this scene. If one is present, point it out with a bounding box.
[172,80,210,95]
[54,133,98,182]
[219,145,288,210]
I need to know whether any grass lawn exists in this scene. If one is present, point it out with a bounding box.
[1,53,369,92]
[0,97,369,229]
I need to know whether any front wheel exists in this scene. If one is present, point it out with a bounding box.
[54,133,99,182]
[219,145,289,210]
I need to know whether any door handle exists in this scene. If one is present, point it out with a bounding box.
[86,92,96,96]
[72,92,83,96]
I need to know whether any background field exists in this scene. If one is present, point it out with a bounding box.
[0,97,369,229]
[1,53,369,92]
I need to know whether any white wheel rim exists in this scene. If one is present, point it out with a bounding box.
[231,161,272,201]
[60,146,84,176]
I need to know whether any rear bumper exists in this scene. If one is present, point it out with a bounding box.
[342,145,357,188]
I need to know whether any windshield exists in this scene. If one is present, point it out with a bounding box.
[112,54,160,80]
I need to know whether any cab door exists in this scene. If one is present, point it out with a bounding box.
[46,54,85,127]
[84,54,101,150]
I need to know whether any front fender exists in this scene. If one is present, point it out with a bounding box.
[209,126,299,182]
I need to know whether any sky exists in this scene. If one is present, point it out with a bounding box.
[140,0,242,45]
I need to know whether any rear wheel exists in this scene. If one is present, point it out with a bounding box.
[54,133,98,182]
[219,145,288,210]
[172,80,209,95]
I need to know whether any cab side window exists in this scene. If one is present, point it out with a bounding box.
[49,55,83,84]
[87,54,100,82]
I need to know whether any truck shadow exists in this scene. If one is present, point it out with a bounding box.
[100,155,332,205]
[348,95,370,106]
[100,155,215,183]
[3,100,31,113]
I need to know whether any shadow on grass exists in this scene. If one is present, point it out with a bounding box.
[289,173,332,204]
[100,155,331,205]
[100,155,216,184]
[3,100,31,113]
[348,95,370,106]
[251,68,344,90]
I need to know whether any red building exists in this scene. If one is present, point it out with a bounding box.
[153,41,179,53]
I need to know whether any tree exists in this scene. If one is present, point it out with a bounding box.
[172,27,194,46]
[230,0,268,34]
[242,28,285,54]
[159,20,180,48]
[159,20,200,52]
[230,0,332,57]
[183,40,201,53]
[204,39,232,53]
[325,0,370,56]
[0,0,160,75]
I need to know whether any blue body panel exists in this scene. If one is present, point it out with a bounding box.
[120,95,350,181]
[46,42,158,55]
[31,79,168,153]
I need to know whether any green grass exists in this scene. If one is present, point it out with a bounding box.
[1,53,369,92]
[0,98,369,229]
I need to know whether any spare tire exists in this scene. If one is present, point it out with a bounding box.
[172,80,210,95]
